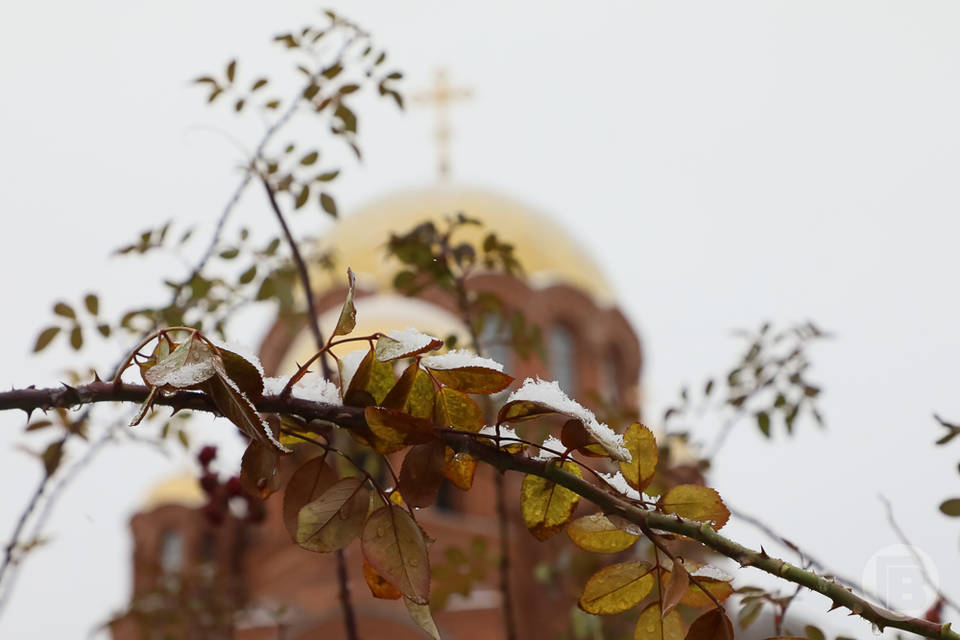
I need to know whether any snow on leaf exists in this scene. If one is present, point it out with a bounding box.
[374,328,442,362]
[203,372,290,452]
[598,471,643,501]
[361,505,431,604]
[578,561,654,615]
[420,349,504,371]
[144,337,217,389]
[520,460,581,540]
[339,349,368,391]
[534,434,564,461]
[566,513,639,554]
[502,378,630,462]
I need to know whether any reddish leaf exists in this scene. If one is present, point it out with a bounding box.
[662,560,690,617]
[398,440,446,508]
[240,441,281,499]
[686,609,734,640]
[363,558,402,599]
[361,505,431,604]
[282,455,338,540]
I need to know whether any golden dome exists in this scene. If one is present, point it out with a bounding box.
[312,186,616,305]
[142,473,206,510]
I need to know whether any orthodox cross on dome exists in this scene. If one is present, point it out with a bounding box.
[413,68,472,182]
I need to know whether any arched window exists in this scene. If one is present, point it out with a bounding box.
[158,529,183,574]
[477,312,511,370]
[548,324,577,395]
[599,348,621,406]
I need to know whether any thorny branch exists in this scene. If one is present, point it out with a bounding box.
[0,382,957,640]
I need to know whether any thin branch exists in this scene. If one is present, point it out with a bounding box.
[880,495,960,615]
[0,384,957,640]
[728,503,892,608]
[259,175,332,380]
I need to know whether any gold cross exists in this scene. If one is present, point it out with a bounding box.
[414,69,472,182]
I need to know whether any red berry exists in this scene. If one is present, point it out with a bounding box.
[202,503,224,526]
[225,476,243,497]
[199,473,218,494]
[198,445,217,467]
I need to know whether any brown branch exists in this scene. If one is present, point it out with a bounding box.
[260,174,354,638]
[0,384,957,640]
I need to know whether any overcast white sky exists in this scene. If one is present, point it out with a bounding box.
[2,1,960,638]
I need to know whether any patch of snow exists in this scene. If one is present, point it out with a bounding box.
[339,349,368,390]
[147,361,216,388]
[691,565,733,582]
[506,378,631,462]
[263,376,286,396]
[599,471,643,501]
[291,374,341,405]
[211,341,265,377]
[376,327,441,361]
[478,424,520,444]
[420,349,504,372]
[534,434,565,461]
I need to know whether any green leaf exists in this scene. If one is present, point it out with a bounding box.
[757,411,771,438]
[83,294,99,316]
[300,151,319,166]
[939,498,960,516]
[251,78,268,91]
[361,505,431,604]
[320,192,337,217]
[315,170,340,182]
[69,326,83,350]
[297,477,370,552]
[53,302,75,319]
[42,441,64,477]
[332,268,357,337]
[239,265,257,284]
[295,185,310,209]
[226,59,236,83]
[33,327,60,352]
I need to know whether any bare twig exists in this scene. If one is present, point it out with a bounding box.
[729,503,891,608]
[880,495,960,615]
[261,174,353,638]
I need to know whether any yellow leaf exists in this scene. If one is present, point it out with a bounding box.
[678,576,735,608]
[619,423,658,491]
[443,447,477,491]
[578,561,654,615]
[566,513,639,553]
[365,407,435,454]
[521,461,582,540]
[659,485,730,529]
[427,366,514,394]
[634,603,684,640]
[434,387,483,432]
[363,558,402,599]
